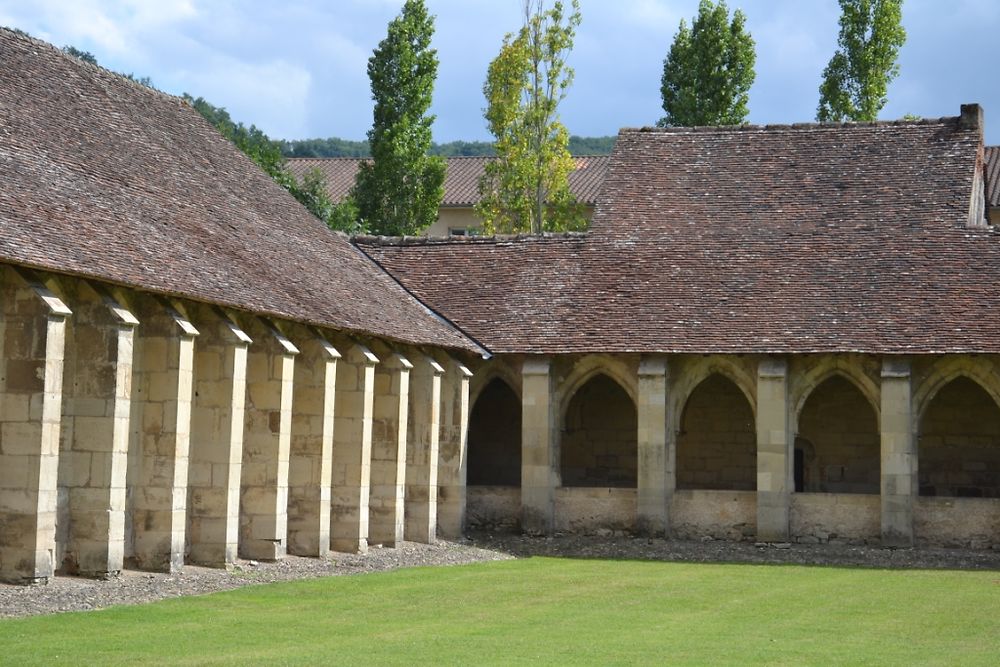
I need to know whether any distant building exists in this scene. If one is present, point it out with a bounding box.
[285,155,609,236]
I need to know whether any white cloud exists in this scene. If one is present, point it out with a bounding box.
[176,56,313,139]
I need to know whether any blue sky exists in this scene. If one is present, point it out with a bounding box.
[1,1,997,143]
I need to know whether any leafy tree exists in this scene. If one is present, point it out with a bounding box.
[477,0,585,234]
[353,0,445,236]
[62,45,97,65]
[817,0,906,122]
[658,0,755,127]
[278,135,616,158]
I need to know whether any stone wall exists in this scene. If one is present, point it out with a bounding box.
[466,486,520,532]
[676,375,756,491]
[789,493,880,544]
[919,377,1000,498]
[554,487,636,534]
[670,490,756,541]
[797,376,879,494]
[915,497,1000,548]
[560,374,637,487]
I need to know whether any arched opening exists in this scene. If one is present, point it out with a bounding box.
[795,375,879,494]
[919,376,1000,498]
[467,378,521,486]
[676,374,756,490]
[561,373,637,487]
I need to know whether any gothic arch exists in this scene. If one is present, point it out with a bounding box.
[914,358,1000,427]
[470,360,522,408]
[791,361,880,434]
[558,354,637,422]
[670,357,757,434]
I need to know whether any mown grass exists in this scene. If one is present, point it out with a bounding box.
[1,558,998,666]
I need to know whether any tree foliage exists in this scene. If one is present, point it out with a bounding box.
[658,0,755,127]
[279,135,615,158]
[477,0,584,234]
[62,45,97,65]
[353,0,445,236]
[817,0,906,122]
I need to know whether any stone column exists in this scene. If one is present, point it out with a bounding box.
[756,358,791,542]
[405,357,444,544]
[637,356,671,536]
[240,319,297,561]
[187,309,250,568]
[331,344,378,553]
[129,299,198,572]
[287,333,339,557]
[521,358,556,536]
[880,358,915,547]
[437,359,472,538]
[0,269,70,584]
[369,353,412,547]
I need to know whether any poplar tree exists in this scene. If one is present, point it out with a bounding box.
[476,0,585,235]
[658,0,756,127]
[354,0,445,236]
[817,0,906,122]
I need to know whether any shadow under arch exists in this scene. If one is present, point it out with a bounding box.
[675,371,757,491]
[560,371,638,487]
[467,376,522,487]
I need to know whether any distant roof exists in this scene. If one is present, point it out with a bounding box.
[285,155,610,207]
[0,28,476,352]
[985,145,1000,207]
[359,115,1000,355]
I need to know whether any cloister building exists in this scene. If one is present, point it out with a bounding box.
[1,28,999,585]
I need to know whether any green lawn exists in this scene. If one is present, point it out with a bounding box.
[1,558,998,666]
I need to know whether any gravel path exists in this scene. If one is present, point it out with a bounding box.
[2,535,998,619]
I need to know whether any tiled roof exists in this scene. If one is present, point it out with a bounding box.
[359,116,1000,355]
[0,28,477,353]
[285,155,610,207]
[985,145,1000,207]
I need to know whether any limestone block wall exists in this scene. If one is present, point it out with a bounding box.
[437,359,471,538]
[0,269,68,583]
[466,486,520,532]
[54,281,136,577]
[918,377,1000,498]
[0,265,476,584]
[125,295,197,572]
[286,333,338,557]
[796,376,880,494]
[239,319,297,561]
[789,493,880,544]
[914,497,1000,548]
[560,374,637,488]
[368,352,411,547]
[670,490,756,541]
[554,487,636,534]
[676,374,756,491]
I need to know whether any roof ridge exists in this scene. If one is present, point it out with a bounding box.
[354,232,588,247]
[622,116,959,135]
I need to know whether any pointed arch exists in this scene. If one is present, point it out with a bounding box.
[467,376,522,487]
[675,371,757,491]
[791,361,880,431]
[558,354,637,422]
[915,358,1000,425]
[670,357,757,432]
[560,371,638,488]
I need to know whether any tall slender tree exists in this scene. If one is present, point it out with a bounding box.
[476,0,585,234]
[658,0,756,127]
[353,0,445,235]
[817,0,906,122]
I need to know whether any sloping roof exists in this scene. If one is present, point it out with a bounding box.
[0,28,476,352]
[285,155,610,207]
[985,145,1000,207]
[359,116,1000,355]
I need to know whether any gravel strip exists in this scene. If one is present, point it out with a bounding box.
[2,535,998,619]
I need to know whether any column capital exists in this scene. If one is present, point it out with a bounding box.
[522,357,551,376]
[758,357,788,378]
[638,356,668,376]
[881,358,912,378]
